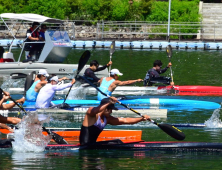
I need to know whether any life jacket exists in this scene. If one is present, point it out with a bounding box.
[30,27,39,38]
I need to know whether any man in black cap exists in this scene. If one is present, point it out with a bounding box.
[79,96,150,145]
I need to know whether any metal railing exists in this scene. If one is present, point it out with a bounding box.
[1,20,222,41]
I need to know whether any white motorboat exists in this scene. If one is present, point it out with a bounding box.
[0,13,108,77]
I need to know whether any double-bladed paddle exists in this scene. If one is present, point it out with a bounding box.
[79,76,185,141]
[0,88,68,144]
[109,41,115,76]
[166,45,174,83]
[63,50,91,106]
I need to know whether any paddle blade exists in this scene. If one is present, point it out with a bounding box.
[157,123,185,140]
[76,50,91,75]
[51,132,68,144]
[166,45,173,60]
[42,127,68,144]
[110,41,115,55]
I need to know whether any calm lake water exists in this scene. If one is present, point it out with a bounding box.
[1,48,222,169]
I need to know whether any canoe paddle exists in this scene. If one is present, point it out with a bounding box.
[109,41,115,76]
[63,50,91,106]
[79,76,185,141]
[0,88,68,144]
[166,45,174,83]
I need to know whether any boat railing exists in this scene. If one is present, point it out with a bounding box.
[1,20,222,41]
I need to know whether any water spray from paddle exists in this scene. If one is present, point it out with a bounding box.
[204,108,222,128]
[12,112,51,152]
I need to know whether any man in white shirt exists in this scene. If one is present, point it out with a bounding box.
[35,76,75,108]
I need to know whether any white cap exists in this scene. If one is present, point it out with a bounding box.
[38,69,49,77]
[110,69,123,76]
[50,76,59,82]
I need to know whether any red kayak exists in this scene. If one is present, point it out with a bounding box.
[159,85,222,96]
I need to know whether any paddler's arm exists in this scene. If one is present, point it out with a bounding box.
[0,123,14,132]
[0,115,21,125]
[95,61,112,72]
[115,79,143,86]
[88,96,118,116]
[107,115,150,125]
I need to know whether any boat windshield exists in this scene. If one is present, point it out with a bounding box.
[48,31,71,43]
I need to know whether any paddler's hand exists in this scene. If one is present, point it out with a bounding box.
[71,79,76,85]
[170,82,174,86]
[136,79,143,82]
[3,94,10,101]
[109,96,118,104]
[167,62,172,68]
[141,115,150,121]
[107,61,112,66]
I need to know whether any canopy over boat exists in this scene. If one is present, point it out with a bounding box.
[0,13,63,24]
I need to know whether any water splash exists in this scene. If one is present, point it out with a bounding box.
[12,112,51,152]
[67,83,88,100]
[204,108,222,128]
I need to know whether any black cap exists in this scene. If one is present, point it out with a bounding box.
[100,98,118,110]
[32,22,40,27]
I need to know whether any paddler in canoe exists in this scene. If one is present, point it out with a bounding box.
[35,76,75,109]
[143,60,174,86]
[25,69,71,102]
[79,96,150,146]
[83,60,112,84]
[97,69,143,100]
[0,89,23,132]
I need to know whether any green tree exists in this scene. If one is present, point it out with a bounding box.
[22,0,70,19]
[80,0,113,20]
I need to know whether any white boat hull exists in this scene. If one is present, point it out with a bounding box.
[0,62,108,76]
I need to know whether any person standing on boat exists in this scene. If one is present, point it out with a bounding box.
[143,60,174,86]
[83,60,112,84]
[35,76,75,109]
[25,22,40,60]
[79,97,150,145]
[97,69,143,100]
[39,24,47,41]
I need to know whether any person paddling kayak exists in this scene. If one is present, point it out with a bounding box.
[0,90,22,131]
[35,76,75,108]
[26,69,70,102]
[79,97,150,145]
[97,69,143,100]
[83,60,112,84]
[143,60,174,86]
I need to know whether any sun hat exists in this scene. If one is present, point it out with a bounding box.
[110,69,123,76]
[50,76,59,82]
[38,69,49,77]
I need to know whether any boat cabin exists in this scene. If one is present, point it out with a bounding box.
[20,30,72,63]
[0,13,72,63]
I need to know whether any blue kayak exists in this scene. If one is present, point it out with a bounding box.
[22,98,221,110]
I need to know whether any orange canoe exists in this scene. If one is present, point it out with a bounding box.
[0,128,142,142]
